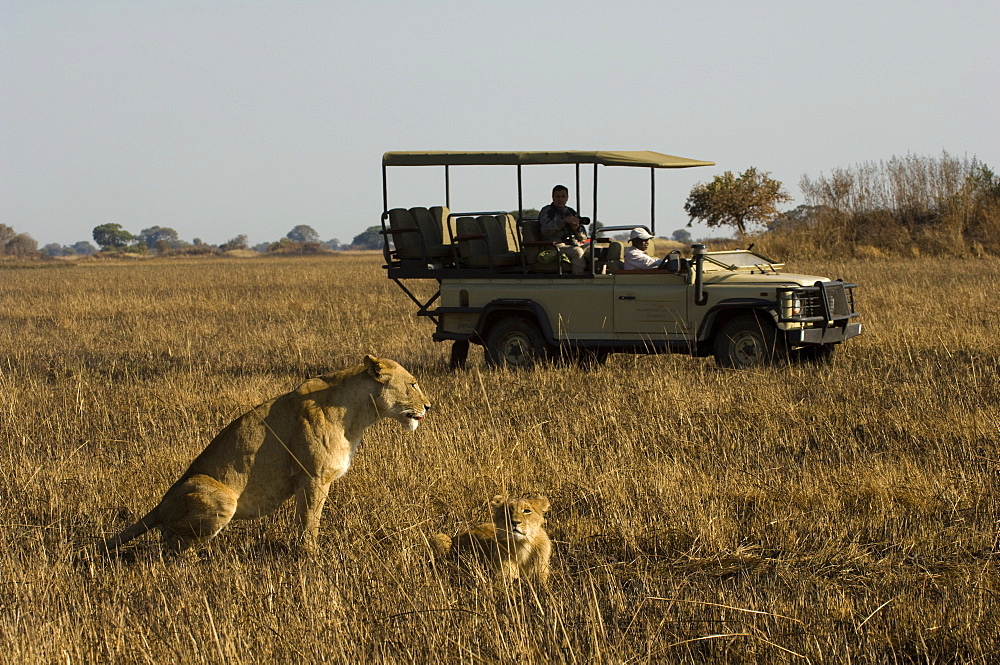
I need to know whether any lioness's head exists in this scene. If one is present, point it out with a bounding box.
[364,355,431,431]
[491,494,550,542]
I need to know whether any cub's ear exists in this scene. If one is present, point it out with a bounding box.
[364,354,388,381]
[527,494,551,513]
[489,495,505,508]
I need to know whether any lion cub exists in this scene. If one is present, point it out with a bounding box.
[431,494,552,586]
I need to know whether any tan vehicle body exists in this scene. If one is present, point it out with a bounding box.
[379,151,861,368]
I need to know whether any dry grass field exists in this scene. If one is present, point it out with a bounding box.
[2,253,999,663]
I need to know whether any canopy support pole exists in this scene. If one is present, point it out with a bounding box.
[445,165,451,208]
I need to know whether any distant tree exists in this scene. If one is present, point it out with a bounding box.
[351,226,383,250]
[251,242,270,253]
[42,243,64,256]
[509,208,540,220]
[287,225,320,243]
[671,228,692,244]
[684,167,792,238]
[0,224,16,248]
[5,233,38,256]
[767,205,827,232]
[219,234,249,251]
[137,226,180,251]
[324,238,341,251]
[72,240,98,255]
[93,223,134,250]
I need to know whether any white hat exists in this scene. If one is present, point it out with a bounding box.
[629,228,654,240]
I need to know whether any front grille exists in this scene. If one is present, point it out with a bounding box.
[780,281,858,323]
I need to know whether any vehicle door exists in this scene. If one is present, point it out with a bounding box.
[613,273,690,338]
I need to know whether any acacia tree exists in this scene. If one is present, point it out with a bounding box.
[286,225,320,243]
[684,167,792,238]
[92,223,134,250]
[351,226,383,250]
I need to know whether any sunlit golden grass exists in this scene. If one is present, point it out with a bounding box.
[2,253,999,662]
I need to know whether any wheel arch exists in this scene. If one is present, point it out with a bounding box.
[475,300,555,345]
[696,300,778,354]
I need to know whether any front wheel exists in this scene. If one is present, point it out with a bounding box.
[713,314,787,369]
[485,318,550,368]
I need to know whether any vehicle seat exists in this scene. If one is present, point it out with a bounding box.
[429,205,453,242]
[606,240,625,271]
[477,214,520,268]
[407,207,453,261]
[454,216,519,269]
[520,218,562,273]
[385,209,425,260]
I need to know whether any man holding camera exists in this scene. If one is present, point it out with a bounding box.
[538,184,587,275]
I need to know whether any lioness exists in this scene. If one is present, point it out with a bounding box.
[430,494,552,586]
[99,355,430,555]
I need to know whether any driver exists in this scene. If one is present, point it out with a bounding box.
[624,228,661,270]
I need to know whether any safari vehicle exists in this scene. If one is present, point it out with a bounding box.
[379,150,861,369]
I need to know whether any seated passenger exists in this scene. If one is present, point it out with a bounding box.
[624,228,662,270]
[538,185,587,275]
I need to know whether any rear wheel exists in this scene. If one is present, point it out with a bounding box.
[485,318,549,368]
[713,314,787,369]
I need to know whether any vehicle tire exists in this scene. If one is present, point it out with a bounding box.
[713,314,787,369]
[795,343,835,364]
[485,317,549,369]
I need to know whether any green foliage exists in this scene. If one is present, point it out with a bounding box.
[92,223,134,250]
[286,225,320,243]
[351,226,383,250]
[219,234,249,251]
[685,167,792,238]
[0,224,15,248]
[136,226,181,250]
[0,224,38,256]
[509,208,540,220]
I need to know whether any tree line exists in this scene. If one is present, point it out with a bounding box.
[5,151,998,260]
[11,224,372,258]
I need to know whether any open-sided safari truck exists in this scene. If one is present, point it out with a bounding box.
[380,150,861,369]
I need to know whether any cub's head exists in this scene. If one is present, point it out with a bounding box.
[364,355,431,431]
[491,494,550,542]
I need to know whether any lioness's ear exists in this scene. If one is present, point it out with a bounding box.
[364,354,387,381]
[489,495,505,508]
[529,495,551,513]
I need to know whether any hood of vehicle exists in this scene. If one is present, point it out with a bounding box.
[702,271,830,287]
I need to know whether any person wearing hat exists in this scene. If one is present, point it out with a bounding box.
[624,227,662,270]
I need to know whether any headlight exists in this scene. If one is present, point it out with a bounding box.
[780,291,802,318]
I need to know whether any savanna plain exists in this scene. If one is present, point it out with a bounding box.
[1,253,999,664]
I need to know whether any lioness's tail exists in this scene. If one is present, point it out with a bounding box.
[96,506,161,554]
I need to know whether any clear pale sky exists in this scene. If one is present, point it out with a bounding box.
[2,0,997,248]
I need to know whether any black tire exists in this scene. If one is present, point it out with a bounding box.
[795,343,835,365]
[485,317,549,368]
[713,314,787,369]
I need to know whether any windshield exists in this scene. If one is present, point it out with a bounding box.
[704,250,784,271]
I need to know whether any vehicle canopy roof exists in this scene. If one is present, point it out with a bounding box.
[382,150,714,169]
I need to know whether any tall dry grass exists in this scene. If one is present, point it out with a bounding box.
[1,253,999,663]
